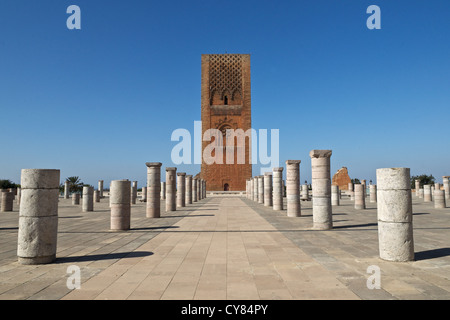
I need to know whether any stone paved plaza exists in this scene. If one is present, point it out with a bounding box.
[0,193,449,300]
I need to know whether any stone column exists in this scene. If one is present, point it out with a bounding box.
[249,178,254,201]
[192,178,198,202]
[177,172,186,208]
[376,167,414,262]
[414,179,420,197]
[286,160,301,217]
[443,176,450,203]
[257,175,264,204]
[435,183,441,191]
[203,180,206,198]
[253,177,258,202]
[199,179,203,200]
[160,182,166,200]
[301,184,309,201]
[110,179,131,231]
[146,162,162,218]
[331,185,339,206]
[98,180,104,198]
[423,184,432,202]
[166,167,177,211]
[434,189,446,209]
[17,169,60,265]
[141,187,147,202]
[310,150,332,229]
[82,186,94,212]
[348,182,355,200]
[273,167,283,211]
[16,187,21,205]
[72,193,80,205]
[354,184,365,210]
[264,172,273,207]
[370,184,377,203]
[64,181,70,199]
[361,179,367,198]
[131,181,138,204]
[186,175,193,204]
[418,188,424,198]
[94,190,100,203]
[197,178,202,201]
[1,192,13,212]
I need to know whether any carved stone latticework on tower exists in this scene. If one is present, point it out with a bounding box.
[201,54,252,191]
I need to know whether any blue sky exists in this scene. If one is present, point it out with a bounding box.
[0,0,449,188]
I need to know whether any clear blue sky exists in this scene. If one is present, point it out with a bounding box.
[1,0,449,188]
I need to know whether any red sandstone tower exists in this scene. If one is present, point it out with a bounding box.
[200,54,252,191]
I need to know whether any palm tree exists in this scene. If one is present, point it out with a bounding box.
[66,176,84,194]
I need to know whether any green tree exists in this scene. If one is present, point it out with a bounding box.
[65,176,85,194]
[351,178,361,184]
[0,179,19,189]
[411,174,435,189]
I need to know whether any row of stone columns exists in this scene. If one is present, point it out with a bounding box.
[414,178,448,208]
[247,150,333,230]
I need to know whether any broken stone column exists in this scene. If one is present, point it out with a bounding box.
[301,184,309,201]
[160,182,166,200]
[418,188,424,198]
[166,167,177,211]
[131,181,138,204]
[186,175,193,204]
[72,193,80,205]
[141,187,147,202]
[257,175,264,204]
[376,167,414,262]
[177,172,186,208]
[198,178,202,200]
[192,178,198,202]
[348,182,354,200]
[252,177,257,201]
[310,150,332,229]
[64,181,70,199]
[443,176,450,203]
[82,186,94,212]
[415,179,420,197]
[203,179,206,198]
[110,179,131,231]
[16,187,21,205]
[146,162,162,218]
[199,179,204,200]
[264,172,273,207]
[286,160,301,217]
[361,179,367,198]
[434,189,446,208]
[331,185,339,206]
[94,190,100,203]
[423,184,432,202]
[272,167,284,211]
[98,180,104,198]
[1,192,13,212]
[370,184,377,203]
[354,184,366,210]
[17,169,60,265]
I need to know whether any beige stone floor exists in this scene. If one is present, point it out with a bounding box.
[0,194,449,300]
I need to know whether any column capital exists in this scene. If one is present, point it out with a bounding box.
[286,160,301,165]
[165,167,177,171]
[273,167,284,172]
[177,172,186,176]
[146,162,162,167]
[309,150,332,158]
